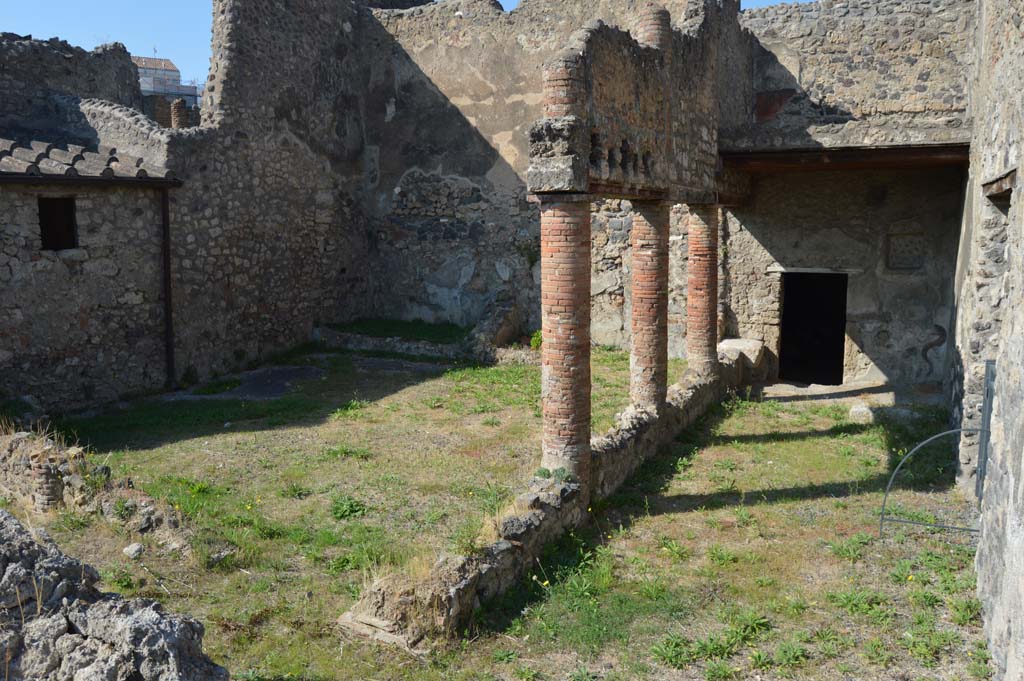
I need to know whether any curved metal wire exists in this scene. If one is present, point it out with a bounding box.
[878,428,986,536]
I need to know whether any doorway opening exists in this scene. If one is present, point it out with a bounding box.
[779,272,848,385]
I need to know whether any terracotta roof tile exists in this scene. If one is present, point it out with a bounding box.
[0,138,174,182]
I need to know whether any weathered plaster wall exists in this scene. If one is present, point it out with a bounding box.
[963,0,1024,677]
[726,0,975,150]
[0,186,166,408]
[723,167,964,384]
[364,0,735,332]
[0,34,142,130]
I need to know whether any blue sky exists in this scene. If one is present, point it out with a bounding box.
[2,0,807,86]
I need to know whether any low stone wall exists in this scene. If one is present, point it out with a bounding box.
[340,339,764,649]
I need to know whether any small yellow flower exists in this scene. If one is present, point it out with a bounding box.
[908,575,914,581]
[542,580,550,587]
[587,507,592,512]
[246,504,252,510]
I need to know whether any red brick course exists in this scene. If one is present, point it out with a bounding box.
[543,59,585,118]
[540,198,592,495]
[636,4,673,56]
[630,201,670,410]
[686,204,720,378]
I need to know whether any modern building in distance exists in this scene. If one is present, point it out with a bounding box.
[130,56,200,107]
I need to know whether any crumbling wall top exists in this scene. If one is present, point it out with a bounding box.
[0,33,143,132]
[527,2,726,201]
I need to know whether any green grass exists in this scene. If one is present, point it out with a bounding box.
[461,397,981,680]
[329,318,470,345]
[193,378,243,395]
[321,445,373,460]
[37,360,986,680]
[0,397,34,420]
[57,395,323,451]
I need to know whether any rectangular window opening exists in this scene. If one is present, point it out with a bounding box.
[38,196,78,251]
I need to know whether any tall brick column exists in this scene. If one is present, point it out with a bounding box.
[630,201,670,410]
[540,196,592,496]
[686,204,720,378]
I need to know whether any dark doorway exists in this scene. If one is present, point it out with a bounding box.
[779,272,848,385]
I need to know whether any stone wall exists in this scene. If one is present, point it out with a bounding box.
[143,95,172,128]
[0,185,167,409]
[591,201,691,356]
[962,0,1023,677]
[3,0,987,409]
[726,0,975,150]
[158,0,375,381]
[363,0,736,333]
[366,0,976,340]
[0,33,142,130]
[723,167,965,384]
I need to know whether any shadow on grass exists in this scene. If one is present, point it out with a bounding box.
[52,346,458,454]
[471,397,959,636]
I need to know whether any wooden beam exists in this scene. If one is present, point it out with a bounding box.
[982,168,1016,200]
[720,144,970,173]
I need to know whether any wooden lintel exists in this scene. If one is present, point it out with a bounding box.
[719,144,970,173]
[716,192,748,207]
[982,169,1017,200]
[586,182,668,202]
[527,192,592,204]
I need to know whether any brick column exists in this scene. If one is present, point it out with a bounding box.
[630,201,670,411]
[686,204,720,378]
[170,98,187,129]
[636,4,672,58]
[540,196,592,496]
[543,56,585,118]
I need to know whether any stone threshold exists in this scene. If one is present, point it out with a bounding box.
[314,326,472,361]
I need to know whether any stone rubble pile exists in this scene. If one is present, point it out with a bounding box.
[0,509,227,680]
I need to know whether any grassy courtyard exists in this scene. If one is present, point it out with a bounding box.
[15,344,990,680]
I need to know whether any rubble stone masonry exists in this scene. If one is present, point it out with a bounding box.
[964,0,1023,677]
[0,186,167,408]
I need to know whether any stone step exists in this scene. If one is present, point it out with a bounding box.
[313,326,471,361]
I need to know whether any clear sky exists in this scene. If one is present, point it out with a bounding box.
[2,0,809,86]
